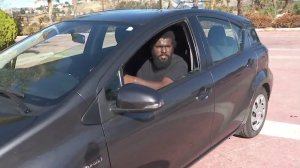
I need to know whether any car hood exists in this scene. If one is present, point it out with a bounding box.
[0,112,37,147]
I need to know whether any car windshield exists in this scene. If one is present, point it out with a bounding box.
[0,21,135,108]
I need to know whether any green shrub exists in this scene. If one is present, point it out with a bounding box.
[214,5,234,13]
[272,14,300,28]
[0,9,18,51]
[293,2,300,15]
[262,6,276,17]
[115,1,159,9]
[21,22,40,35]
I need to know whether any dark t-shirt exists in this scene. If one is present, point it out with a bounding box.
[137,54,188,82]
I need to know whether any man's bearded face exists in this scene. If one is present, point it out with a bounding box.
[152,37,174,70]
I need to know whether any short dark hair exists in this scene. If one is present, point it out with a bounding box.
[150,30,177,48]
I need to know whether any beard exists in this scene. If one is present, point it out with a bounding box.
[152,54,172,70]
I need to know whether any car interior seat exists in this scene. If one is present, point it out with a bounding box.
[207,25,227,62]
[207,25,227,46]
[172,26,192,72]
[225,36,239,55]
[207,25,239,62]
[115,26,132,45]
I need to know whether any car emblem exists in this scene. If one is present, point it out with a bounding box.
[83,157,103,168]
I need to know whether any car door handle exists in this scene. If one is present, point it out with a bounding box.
[246,59,254,68]
[196,86,211,101]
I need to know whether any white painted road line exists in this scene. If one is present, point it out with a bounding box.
[260,120,300,140]
[270,56,300,60]
[268,48,300,51]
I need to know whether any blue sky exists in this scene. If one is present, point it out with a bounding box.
[0,0,72,9]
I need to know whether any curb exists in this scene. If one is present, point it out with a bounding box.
[15,36,27,42]
[256,27,300,31]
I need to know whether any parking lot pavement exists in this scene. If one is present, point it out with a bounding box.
[191,30,300,168]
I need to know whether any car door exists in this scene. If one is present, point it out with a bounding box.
[196,16,258,145]
[98,21,215,168]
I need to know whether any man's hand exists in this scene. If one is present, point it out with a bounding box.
[124,74,136,84]
[123,74,173,90]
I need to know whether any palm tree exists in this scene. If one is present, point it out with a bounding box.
[211,0,216,9]
[35,0,59,23]
[72,0,78,16]
[237,0,243,15]
[282,0,292,10]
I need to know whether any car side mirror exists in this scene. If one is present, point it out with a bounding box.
[112,84,164,113]
[71,33,85,44]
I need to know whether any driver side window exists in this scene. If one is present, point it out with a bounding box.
[104,22,198,103]
[122,22,197,90]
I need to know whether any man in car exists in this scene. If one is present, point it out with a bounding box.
[124,31,188,90]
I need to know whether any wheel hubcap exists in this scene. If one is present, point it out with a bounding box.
[251,94,266,131]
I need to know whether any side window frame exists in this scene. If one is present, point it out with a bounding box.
[122,21,199,88]
[243,29,252,50]
[104,69,123,102]
[102,21,200,103]
[182,20,201,72]
[99,69,123,122]
[229,21,243,52]
[99,20,203,121]
[196,16,242,65]
[243,28,260,50]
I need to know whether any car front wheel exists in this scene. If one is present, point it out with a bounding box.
[238,87,268,138]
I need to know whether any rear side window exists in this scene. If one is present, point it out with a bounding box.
[197,17,241,63]
[249,28,260,45]
[103,25,134,48]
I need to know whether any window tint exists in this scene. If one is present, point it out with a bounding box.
[103,26,134,48]
[0,22,93,104]
[0,22,135,108]
[197,17,240,63]
[14,25,90,69]
[244,29,252,49]
[231,23,243,50]
[249,29,260,45]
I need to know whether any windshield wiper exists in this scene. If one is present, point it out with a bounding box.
[0,86,31,114]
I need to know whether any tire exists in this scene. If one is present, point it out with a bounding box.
[238,87,268,138]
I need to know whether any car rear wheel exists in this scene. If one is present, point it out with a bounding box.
[238,87,268,138]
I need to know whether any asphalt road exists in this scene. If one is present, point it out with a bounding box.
[191,30,300,168]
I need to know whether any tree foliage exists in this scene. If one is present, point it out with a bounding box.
[0,9,18,51]
[35,0,59,22]
[115,1,159,9]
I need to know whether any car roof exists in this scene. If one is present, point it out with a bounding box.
[71,9,253,28]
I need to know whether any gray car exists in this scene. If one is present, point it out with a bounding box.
[0,9,273,168]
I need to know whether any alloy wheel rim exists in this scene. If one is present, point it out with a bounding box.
[251,94,266,131]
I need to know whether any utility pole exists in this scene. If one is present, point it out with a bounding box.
[102,0,105,11]
[237,0,243,15]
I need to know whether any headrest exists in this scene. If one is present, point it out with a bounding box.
[207,25,226,46]
[115,26,132,44]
